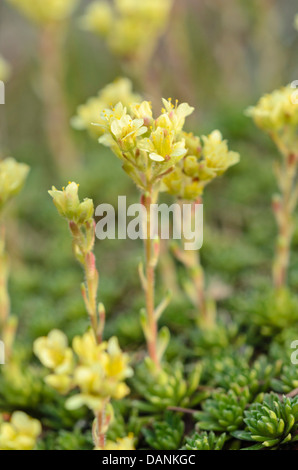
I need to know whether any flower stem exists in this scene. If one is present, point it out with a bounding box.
[0,228,9,331]
[142,188,159,368]
[272,152,298,290]
[175,200,215,328]
[69,221,104,344]
[96,407,106,449]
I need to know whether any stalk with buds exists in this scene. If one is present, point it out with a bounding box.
[48,181,134,449]
[0,158,29,360]
[247,85,298,291]
[164,130,240,328]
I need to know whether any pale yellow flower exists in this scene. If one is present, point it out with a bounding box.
[6,0,78,24]
[130,101,153,126]
[33,329,74,374]
[0,412,41,450]
[72,330,106,366]
[66,363,107,411]
[99,104,147,152]
[104,337,134,382]
[0,158,29,210]
[95,433,135,450]
[66,335,132,411]
[138,128,186,163]
[111,114,146,142]
[159,99,195,133]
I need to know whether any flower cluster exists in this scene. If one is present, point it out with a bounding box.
[34,329,133,412]
[48,182,94,226]
[81,0,173,61]
[163,130,240,200]
[0,158,30,211]
[246,85,298,155]
[6,0,78,24]
[98,98,194,190]
[0,411,41,450]
[72,78,141,138]
[248,86,298,290]
[49,182,103,342]
[0,56,11,83]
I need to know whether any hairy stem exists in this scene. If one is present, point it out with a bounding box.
[0,228,9,330]
[143,188,159,368]
[272,152,298,290]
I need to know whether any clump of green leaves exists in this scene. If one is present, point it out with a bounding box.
[232,393,298,449]
[243,288,298,336]
[190,320,244,357]
[143,412,184,450]
[184,431,226,450]
[132,360,206,412]
[213,356,282,400]
[272,365,298,394]
[196,389,250,433]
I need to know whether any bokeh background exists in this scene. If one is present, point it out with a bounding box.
[0,0,298,358]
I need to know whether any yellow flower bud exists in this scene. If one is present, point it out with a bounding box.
[163,130,240,200]
[183,156,200,177]
[130,101,153,126]
[202,130,240,176]
[76,199,95,225]
[48,182,94,225]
